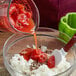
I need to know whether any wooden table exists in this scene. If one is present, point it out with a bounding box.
[0,31,76,76]
[0,32,12,76]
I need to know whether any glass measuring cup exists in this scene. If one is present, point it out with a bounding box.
[0,0,40,34]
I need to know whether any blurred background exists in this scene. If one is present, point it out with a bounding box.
[33,0,76,29]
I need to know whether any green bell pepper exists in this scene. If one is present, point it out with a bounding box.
[59,12,76,43]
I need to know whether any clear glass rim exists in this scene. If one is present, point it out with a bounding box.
[3,28,75,76]
[7,0,40,34]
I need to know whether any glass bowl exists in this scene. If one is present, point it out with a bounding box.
[3,28,76,76]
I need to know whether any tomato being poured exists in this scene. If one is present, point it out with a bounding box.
[9,3,35,33]
[9,3,38,55]
[9,3,38,51]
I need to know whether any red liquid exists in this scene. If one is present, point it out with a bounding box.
[0,16,8,31]
[0,3,12,32]
[0,16,16,33]
[34,32,38,51]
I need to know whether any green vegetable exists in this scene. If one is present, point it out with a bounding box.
[59,12,76,43]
